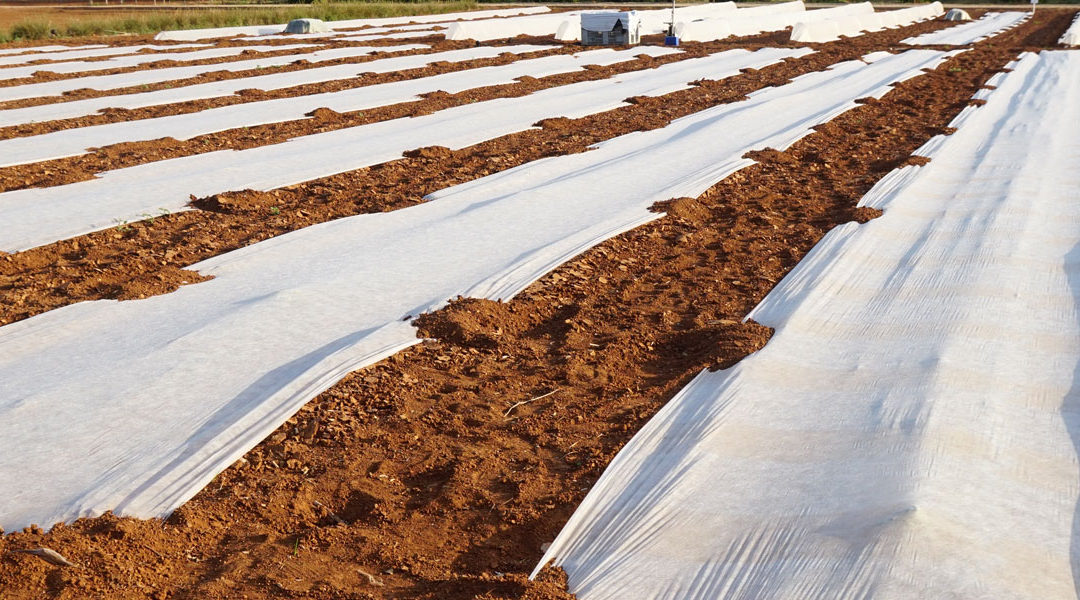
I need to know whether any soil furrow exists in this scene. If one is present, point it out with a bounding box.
[0,21,958,326]
[0,44,576,140]
[0,40,479,110]
[0,37,453,89]
[1,9,1072,600]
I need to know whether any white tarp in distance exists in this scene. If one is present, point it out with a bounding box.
[153,6,551,40]
[902,10,1029,45]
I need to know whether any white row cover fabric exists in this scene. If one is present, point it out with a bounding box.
[535,50,1080,600]
[0,45,548,128]
[676,2,872,43]
[0,44,315,81]
[0,44,107,57]
[0,44,425,103]
[451,3,736,42]
[791,3,943,43]
[902,10,1029,45]
[0,47,677,168]
[0,43,206,67]
[1060,12,1080,46]
[0,49,947,534]
[448,12,586,42]
[676,1,803,42]
[231,23,446,41]
[0,45,547,128]
[154,6,549,41]
[0,47,803,252]
[335,30,443,42]
[678,2,944,44]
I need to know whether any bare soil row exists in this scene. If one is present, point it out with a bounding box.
[0,20,956,325]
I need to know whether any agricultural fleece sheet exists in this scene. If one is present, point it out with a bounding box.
[0,49,951,533]
[0,45,107,57]
[901,10,1029,45]
[0,43,426,102]
[448,3,737,42]
[0,45,549,127]
[1061,12,1080,46]
[0,43,206,67]
[0,47,807,252]
[0,44,315,80]
[231,23,447,41]
[535,50,1080,600]
[154,7,550,41]
[0,47,678,168]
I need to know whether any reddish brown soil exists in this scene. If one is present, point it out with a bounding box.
[0,9,1075,600]
[0,20,960,323]
[0,44,575,143]
[0,39,487,109]
[0,37,434,89]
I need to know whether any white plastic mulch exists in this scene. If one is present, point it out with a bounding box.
[334,30,444,42]
[0,44,107,57]
[0,44,315,80]
[0,43,425,102]
[535,50,1080,600]
[673,2,944,44]
[0,47,808,252]
[902,10,1029,45]
[0,45,548,127]
[153,6,550,41]
[0,48,952,534]
[446,3,739,42]
[1060,12,1080,46]
[0,47,677,168]
[0,43,206,67]
[790,2,944,43]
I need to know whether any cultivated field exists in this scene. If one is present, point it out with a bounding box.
[0,3,1078,599]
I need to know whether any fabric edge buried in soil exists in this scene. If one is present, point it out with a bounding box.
[0,48,946,533]
[0,46,805,253]
[535,49,1080,599]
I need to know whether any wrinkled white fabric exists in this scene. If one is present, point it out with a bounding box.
[153,7,551,40]
[0,47,677,168]
[448,3,736,42]
[1060,13,1080,46]
[0,49,945,534]
[0,45,547,127]
[0,43,205,67]
[791,3,943,43]
[0,44,107,57]
[902,10,1028,45]
[537,50,1080,600]
[0,47,806,252]
[0,43,425,102]
[0,44,314,80]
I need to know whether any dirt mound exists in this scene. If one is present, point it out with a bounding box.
[414,297,518,350]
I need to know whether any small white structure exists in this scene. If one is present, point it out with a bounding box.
[284,18,330,34]
[944,8,973,21]
[581,11,641,46]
